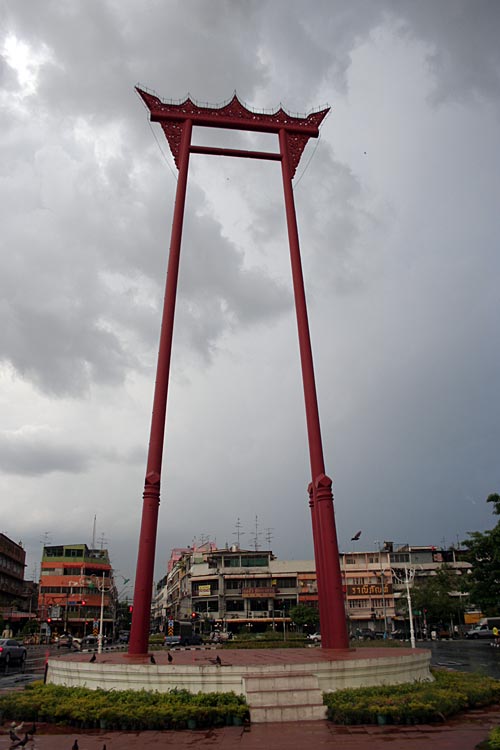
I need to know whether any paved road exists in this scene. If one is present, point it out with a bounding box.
[416,638,500,678]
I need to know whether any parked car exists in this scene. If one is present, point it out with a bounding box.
[56,634,77,649]
[210,631,231,642]
[0,638,27,667]
[465,624,494,640]
[164,635,182,647]
[78,635,107,650]
[307,632,321,643]
[356,628,376,640]
[180,634,204,646]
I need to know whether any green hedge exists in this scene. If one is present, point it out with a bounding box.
[485,726,500,749]
[0,684,249,730]
[323,670,500,725]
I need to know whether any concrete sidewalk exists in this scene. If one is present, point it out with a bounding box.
[4,709,499,750]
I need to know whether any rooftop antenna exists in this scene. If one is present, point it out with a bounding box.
[92,515,97,549]
[265,527,274,549]
[98,532,108,550]
[252,515,261,551]
[233,517,245,548]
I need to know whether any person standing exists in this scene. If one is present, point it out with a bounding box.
[492,626,499,647]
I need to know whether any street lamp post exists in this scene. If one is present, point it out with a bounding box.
[374,542,388,637]
[92,573,113,654]
[392,566,416,648]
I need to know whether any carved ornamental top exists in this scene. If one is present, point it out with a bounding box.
[136,88,329,177]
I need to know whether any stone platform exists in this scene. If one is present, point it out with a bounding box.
[47,646,432,723]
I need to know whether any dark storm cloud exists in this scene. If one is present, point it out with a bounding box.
[0,0,294,395]
[0,428,89,476]
[2,0,499,398]
[1,0,499,583]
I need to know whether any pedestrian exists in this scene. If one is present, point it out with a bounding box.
[492,626,499,647]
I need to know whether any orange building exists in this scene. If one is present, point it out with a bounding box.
[38,543,115,638]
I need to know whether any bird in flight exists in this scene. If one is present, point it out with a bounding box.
[351,531,362,541]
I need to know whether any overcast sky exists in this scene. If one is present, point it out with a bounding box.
[1,0,499,591]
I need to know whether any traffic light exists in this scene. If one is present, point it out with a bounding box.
[191,611,199,620]
[80,600,86,606]
[129,605,134,613]
[47,617,52,624]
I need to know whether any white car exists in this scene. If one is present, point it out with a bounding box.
[307,632,321,643]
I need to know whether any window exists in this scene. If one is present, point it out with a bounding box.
[275,577,296,588]
[248,599,268,611]
[226,599,245,611]
[348,599,370,609]
[45,547,64,558]
[225,579,243,590]
[391,553,410,563]
[241,556,268,567]
[223,557,241,568]
[345,557,356,565]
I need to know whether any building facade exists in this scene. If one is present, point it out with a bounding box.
[0,533,36,635]
[38,543,116,638]
[153,542,471,637]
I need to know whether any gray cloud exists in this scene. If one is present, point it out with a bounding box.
[0,427,89,476]
[389,0,500,104]
[0,0,499,587]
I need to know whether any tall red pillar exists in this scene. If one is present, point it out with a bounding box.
[128,118,193,656]
[279,128,348,649]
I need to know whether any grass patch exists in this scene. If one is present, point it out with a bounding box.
[0,683,249,730]
[323,669,500,725]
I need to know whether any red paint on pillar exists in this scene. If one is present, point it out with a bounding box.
[128,119,193,656]
[314,474,348,648]
[279,128,348,650]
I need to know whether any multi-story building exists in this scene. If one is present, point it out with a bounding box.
[0,533,35,636]
[340,548,396,633]
[38,543,116,638]
[157,545,318,635]
[154,541,470,637]
[0,533,26,606]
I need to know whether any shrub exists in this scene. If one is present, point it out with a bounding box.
[0,683,249,731]
[323,669,500,725]
[487,726,500,749]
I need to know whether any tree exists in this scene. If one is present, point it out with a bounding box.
[462,493,500,615]
[289,604,319,632]
[410,565,465,624]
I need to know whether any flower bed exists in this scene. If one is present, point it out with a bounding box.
[0,684,249,731]
[323,669,500,725]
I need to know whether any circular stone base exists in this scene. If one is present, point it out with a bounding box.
[47,646,431,723]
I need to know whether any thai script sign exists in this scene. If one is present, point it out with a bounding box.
[242,587,276,598]
[347,583,393,597]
